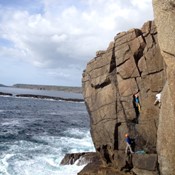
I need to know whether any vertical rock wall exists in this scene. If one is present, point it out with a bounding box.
[82,21,166,173]
[153,0,175,175]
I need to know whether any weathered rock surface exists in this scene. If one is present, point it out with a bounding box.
[60,152,100,166]
[78,162,135,175]
[153,0,175,175]
[132,154,157,171]
[82,20,166,174]
[132,168,158,175]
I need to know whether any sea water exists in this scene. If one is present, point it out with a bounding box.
[0,94,95,175]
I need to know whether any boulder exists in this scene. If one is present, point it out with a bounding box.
[60,152,100,166]
[132,154,157,171]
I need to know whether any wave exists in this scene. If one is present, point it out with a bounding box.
[0,128,95,175]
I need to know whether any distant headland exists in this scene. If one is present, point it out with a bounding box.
[0,83,83,102]
[0,84,82,94]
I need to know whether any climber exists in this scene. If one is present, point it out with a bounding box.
[125,133,134,154]
[154,92,161,108]
[133,92,141,112]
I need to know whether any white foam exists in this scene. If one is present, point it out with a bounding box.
[1,120,21,126]
[60,130,95,153]
[0,154,14,175]
[0,128,95,175]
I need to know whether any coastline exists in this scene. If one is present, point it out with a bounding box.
[0,86,84,102]
[15,94,84,102]
[12,84,82,93]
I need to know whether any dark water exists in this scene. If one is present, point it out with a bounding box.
[0,96,94,175]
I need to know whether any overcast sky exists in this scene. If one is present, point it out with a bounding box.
[0,0,153,87]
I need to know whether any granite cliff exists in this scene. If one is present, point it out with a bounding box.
[153,1,175,175]
[82,20,166,175]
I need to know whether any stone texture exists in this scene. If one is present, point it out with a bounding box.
[60,152,99,166]
[78,163,134,175]
[82,21,166,174]
[117,56,140,79]
[153,1,175,175]
[132,168,158,175]
[132,154,157,171]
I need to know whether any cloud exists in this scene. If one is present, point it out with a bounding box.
[0,0,153,86]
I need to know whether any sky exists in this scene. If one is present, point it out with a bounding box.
[0,0,153,87]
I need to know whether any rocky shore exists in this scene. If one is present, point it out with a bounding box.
[0,92,84,102]
[15,94,84,102]
[0,92,13,96]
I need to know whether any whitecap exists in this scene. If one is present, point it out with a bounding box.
[0,154,14,175]
[1,120,21,126]
[0,128,94,175]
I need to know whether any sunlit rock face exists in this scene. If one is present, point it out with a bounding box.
[82,21,166,174]
[153,0,175,175]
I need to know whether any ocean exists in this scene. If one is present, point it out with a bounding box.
[0,87,95,175]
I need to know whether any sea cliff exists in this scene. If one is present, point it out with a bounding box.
[81,10,174,173]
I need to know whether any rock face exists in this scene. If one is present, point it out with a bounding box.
[82,21,166,174]
[153,1,175,175]
[60,152,100,166]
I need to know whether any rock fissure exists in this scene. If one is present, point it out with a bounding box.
[162,50,175,57]
[146,69,164,76]
[109,45,117,73]
[92,78,111,89]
